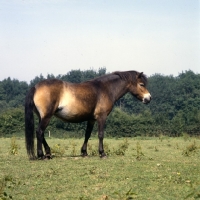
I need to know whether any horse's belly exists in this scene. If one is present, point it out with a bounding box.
[54,106,92,122]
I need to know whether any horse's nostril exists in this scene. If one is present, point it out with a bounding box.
[146,99,150,103]
[143,96,151,104]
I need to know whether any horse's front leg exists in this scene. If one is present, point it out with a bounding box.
[97,116,107,158]
[81,120,95,157]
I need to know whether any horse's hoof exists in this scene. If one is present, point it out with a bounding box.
[81,153,88,158]
[81,150,88,157]
[38,154,52,160]
[100,154,107,159]
[44,154,52,160]
[37,156,44,160]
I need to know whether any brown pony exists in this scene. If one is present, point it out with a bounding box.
[25,71,151,159]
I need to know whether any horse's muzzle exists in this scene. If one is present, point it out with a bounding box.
[143,93,151,104]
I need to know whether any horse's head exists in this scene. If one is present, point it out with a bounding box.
[128,72,151,104]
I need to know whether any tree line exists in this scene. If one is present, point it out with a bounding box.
[0,68,200,137]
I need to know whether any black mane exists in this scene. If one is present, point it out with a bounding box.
[113,71,148,85]
[88,70,148,86]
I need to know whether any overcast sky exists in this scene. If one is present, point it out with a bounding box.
[0,0,199,82]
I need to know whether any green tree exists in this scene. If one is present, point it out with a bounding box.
[0,107,24,136]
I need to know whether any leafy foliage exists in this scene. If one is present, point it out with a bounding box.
[0,108,24,136]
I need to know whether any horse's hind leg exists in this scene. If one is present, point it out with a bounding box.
[36,117,51,159]
[43,138,51,159]
[81,120,95,157]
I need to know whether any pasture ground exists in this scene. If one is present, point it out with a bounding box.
[0,136,200,200]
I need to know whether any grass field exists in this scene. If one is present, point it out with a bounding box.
[0,135,200,200]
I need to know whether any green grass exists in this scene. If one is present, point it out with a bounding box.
[0,136,200,200]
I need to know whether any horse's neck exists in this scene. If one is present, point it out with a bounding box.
[107,78,129,102]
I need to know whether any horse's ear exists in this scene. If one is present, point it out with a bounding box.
[138,72,143,78]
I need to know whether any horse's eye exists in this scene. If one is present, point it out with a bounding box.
[139,83,144,87]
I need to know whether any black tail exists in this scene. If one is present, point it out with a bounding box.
[25,87,36,159]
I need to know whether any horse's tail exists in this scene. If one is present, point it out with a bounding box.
[25,87,36,159]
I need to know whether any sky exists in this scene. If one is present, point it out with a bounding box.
[0,0,199,82]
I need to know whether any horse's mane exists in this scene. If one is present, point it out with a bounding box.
[113,71,148,85]
[88,71,148,85]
